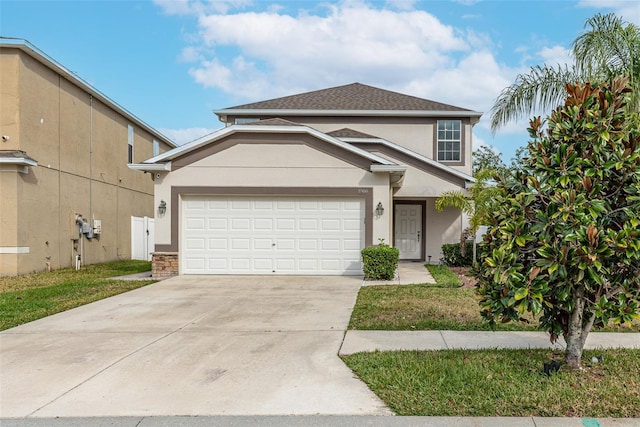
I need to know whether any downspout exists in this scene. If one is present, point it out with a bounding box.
[89,94,93,221]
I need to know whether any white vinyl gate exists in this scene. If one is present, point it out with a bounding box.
[131,216,155,261]
[181,196,364,275]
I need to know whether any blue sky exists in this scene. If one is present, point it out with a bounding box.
[2,0,639,162]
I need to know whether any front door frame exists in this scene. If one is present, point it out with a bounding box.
[393,200,426,261]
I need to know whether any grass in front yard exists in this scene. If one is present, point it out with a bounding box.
[349,271,639,332]
[0,260,155,331]
[343,348,640,417]
[349,285,538,331]
[424,264,462,288]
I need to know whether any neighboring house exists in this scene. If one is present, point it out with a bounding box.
[0,39,176,276]
[130,83,481,277]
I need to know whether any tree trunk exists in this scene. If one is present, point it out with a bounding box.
[563,288,595,369]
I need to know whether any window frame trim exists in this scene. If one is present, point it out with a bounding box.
[433,119,465,166]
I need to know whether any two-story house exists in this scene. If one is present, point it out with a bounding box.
[0,39,176,276]
[130,83,481,277]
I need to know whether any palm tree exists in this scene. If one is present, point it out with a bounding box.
[435,168,501,262]
[490,13,640,131]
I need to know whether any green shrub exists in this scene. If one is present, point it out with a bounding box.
[441,241,473,267]
[361,242,399,280]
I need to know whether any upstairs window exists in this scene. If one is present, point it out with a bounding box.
[153,139,160,157]
[437,120,461,162]
[128,125,134,163]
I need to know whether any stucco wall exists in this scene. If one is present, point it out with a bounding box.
[238,116,474,176]
[154,142,392,250]
[0,48,171,275]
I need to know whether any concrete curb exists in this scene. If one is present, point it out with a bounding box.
[1,416,639,427]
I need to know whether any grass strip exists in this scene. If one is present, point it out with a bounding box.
[349,283,639,332]
[343,348,640,417]
[349,285,539,331]
[425,264,462,288]
[0,260,155,331]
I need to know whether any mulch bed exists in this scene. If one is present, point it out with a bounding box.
[448,266,477,288]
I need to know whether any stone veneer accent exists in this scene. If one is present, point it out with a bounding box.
[152,252,179,278]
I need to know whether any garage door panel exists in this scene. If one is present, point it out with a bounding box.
[231,218,250,230]
[209,218,227,229]
[185,200,206,209]
[298,239,318,250]
[185,238,205,250]
[276,218,295,230]
[208,238,227,250]
[208,258,227,271]
[343,239,361,250]
[274,239,295,250]
[185,218,205,230]
[185,258,205,271]
[182,196,364,275]
[254,239,273,250]
[343,219,361,231]
[253,258,273,270]
[231,239,250,250]
[321,219,340,231]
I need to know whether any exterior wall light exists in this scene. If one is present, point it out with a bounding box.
[375,202,384,217]
[158,200,167,216]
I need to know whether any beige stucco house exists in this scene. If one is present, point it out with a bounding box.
[0,39,176,276]
[131,83,481,277]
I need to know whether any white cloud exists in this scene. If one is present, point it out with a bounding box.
[538,45,572,67]
[177,2,473,100]
[578,0,640,24]
[159,127,220,145]
[155,1,536,138]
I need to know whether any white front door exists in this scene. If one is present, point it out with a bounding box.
[395,204,422,260]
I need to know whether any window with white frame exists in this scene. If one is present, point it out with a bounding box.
[153,139,160,157]
[437,120,461,162]
[128,125,134,163]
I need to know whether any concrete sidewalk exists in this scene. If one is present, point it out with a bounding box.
[363,261,437,286]
[340,330,640,355]
[2,415,639,426]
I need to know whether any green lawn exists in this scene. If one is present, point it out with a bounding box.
[345,264,640,417]
[425,264,462,287]
[350,266,639,332]
[0,260,155,331]
[343,348,640,417]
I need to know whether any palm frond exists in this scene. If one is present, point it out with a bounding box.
[489,64,580,133]
[434,191,473,215]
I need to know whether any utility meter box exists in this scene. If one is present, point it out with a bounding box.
[93,220,102,235]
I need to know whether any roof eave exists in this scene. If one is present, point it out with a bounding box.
[347,137,475,183]
[0,157,38,167]
[370,165,407,173]
[215,109,483,119]
[143,124,396,167]
[128,162,171,172]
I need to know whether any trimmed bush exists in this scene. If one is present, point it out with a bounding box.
[361,242,399,280]
[441,241,473,267]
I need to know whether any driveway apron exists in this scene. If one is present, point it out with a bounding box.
[0,275,391,417]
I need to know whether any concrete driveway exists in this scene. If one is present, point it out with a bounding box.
[0,275,391,418]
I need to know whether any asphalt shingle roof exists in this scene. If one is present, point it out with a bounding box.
[326,128,379,139]
[240,118,301,126]
[224,83,473,112]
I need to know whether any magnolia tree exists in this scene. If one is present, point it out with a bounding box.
[476,78,640,369]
